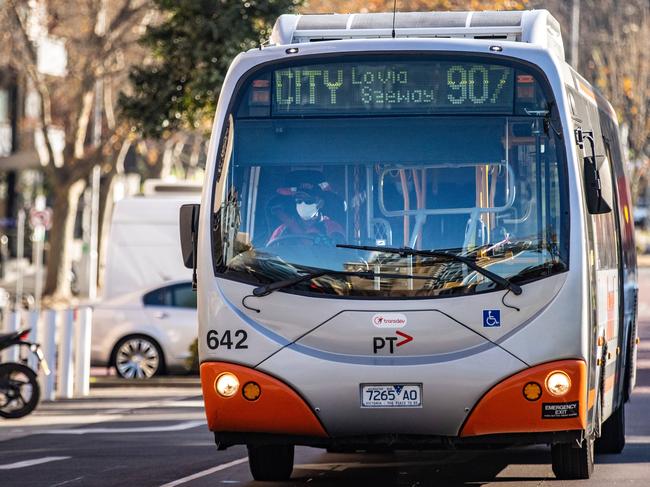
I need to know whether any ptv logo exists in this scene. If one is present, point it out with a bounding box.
[373,331,414,354]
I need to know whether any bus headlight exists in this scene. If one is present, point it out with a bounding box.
[545,371,571,396]
[215,372,239,397]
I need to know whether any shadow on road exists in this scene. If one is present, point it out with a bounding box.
[281,448,555,486]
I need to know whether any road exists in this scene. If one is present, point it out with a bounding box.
[2,270,650,486]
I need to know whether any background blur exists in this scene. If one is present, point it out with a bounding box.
[0,0,647,308]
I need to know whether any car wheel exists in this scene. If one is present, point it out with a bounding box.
[113,335,164,379]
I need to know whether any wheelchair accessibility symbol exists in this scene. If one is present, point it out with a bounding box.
[483,310,501,328]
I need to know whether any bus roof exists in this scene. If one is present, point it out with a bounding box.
[271,10,564,62]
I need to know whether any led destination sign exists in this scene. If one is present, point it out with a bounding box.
[270,61,515,115]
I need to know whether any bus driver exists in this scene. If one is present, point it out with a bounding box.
[267,173,345,246]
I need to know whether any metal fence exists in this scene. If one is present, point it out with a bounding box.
[2,306,92,400]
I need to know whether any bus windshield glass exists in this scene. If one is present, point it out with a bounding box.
[214,55,568,298]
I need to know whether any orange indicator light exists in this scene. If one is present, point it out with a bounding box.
[523,382,542,401]
[242,381,262,401]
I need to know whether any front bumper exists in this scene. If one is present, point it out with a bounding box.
[200,359,587,444]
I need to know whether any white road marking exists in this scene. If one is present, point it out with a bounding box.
[41,420,204,435]
[626,435,650,444]
[0,456,70,470]
[49,476,84,487]
[159,457,248,487]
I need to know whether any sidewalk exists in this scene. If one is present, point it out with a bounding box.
[0,378,204,442]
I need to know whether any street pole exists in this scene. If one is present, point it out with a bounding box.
[33,195,46,310]
[88,163,100,300]
[88,2,106,301]
[571,0,580,68]
[15,209,25,311]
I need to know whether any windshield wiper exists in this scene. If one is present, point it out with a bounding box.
[336,244,522,296]
[252,267,438,298]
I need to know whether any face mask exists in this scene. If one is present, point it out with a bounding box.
[296,202,319,221]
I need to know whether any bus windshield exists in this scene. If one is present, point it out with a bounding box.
[214,55,568,298]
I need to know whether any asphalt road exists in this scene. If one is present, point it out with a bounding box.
[2,270,650,486]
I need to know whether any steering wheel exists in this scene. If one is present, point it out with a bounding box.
[265,234,317,248]
[265,234,335,248]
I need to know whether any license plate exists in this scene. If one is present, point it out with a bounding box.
[361,384,422,408]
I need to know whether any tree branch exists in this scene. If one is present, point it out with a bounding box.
[102,0,150,58]
[6,0,58,178]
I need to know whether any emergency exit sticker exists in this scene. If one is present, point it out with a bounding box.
[483,310,501,328]
[542,401,579,419]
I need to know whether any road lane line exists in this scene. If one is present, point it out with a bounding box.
[159,457,248,487]
[626,435,650,444]
[49,476,84,487]
[41,420,204,435]
[0,456,71,470]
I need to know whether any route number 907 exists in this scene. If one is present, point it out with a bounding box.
[206,329,248,350]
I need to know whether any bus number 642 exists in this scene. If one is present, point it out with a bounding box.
[206,329,248,350]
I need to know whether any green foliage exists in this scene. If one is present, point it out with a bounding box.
[121,0,302,138]
[186,338,199,374]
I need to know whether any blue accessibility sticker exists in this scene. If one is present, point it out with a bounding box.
[483,309,501,328]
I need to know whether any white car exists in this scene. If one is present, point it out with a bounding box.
[91,280,197,379]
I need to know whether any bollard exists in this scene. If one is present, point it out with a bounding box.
[57,309,74,399]
[4,311,20,363]
[74,307,92,397]
[42,310,57,401]
[26,310,40,371]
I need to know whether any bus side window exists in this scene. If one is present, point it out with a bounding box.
[592,149,617,271]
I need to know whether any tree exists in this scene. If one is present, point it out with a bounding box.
[120,0,303,138]
[302,0,527,14]
[1,0,151,301]
[529,0,650,201]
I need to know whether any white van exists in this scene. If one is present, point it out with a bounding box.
[103,196,198,300]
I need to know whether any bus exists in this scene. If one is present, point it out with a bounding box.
[180,9,638,481]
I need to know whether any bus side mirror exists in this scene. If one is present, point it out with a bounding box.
[583,157,611,215]
[180,204,200,269]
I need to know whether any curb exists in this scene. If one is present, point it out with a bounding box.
[90,376,200,388]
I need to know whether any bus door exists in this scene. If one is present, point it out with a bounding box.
[579,122,620,420]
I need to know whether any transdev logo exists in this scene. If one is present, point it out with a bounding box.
[372,313,407,328]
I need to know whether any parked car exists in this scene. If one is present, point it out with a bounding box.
[91,280,197,379]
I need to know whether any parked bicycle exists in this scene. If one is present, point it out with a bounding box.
[0,328,49,419]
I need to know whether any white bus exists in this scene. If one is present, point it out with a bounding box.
[180,10,638,481]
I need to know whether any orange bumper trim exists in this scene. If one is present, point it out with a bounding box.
[200,362,328,437]
[460,359,587,437]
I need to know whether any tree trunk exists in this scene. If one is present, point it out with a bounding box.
[43,178,87,302]
[97,169,116,292]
